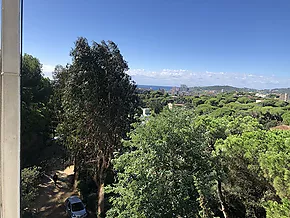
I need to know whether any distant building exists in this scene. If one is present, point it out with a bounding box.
[255,93,267,98]
[168,103,185,110]
[142,108,151,116]
[159,88,165,94]
[279,93,289,102]
[171,87,179,96]
[180,84,188,92]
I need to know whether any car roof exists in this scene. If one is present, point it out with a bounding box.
[67,196,82,204]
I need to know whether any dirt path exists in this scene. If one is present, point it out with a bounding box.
[32,165,81,218]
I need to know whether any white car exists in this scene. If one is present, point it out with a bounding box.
[65,196,88,218]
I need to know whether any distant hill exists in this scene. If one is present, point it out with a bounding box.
[267,88,290,95]
[137,84,290,94]
[190,85,257,92]
[137,85,256,92]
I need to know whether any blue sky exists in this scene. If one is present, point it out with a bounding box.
[23,0,290,89]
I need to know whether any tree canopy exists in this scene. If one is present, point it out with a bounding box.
[107,110,214,217]
[55,37,140,216]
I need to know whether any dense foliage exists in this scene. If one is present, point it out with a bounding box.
[216,130,290,217]
[107,109,290,217]
[18,53,56,216]
[54,37,139,216]
[107,110,214,217]
[139,91,290,129]
[21,166,42,210]
[21,54,53,167]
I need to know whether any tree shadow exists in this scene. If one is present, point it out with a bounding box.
[33,164,78,218]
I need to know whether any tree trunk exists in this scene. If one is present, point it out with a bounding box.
[73,171,79,191]
[217,180,230,218]
[97,166,107,218]
[73,156,79,191]
[97,180,105,218]
[97,154,107,218]
[199,193,213,218]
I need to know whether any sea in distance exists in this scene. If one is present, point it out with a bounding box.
[137,84,173,91]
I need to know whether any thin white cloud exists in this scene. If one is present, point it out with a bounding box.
[127,69,290,89]
[42,64,55,79]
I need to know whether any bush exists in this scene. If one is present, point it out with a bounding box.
[21,166,42,211]
[282,112,290,125]
[264,199,290,218]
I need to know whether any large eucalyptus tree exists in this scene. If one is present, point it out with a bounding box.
[60,37,139,216]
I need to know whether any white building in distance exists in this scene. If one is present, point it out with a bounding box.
[142,108,151,116]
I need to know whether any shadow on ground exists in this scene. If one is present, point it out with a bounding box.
[32,165,95,218]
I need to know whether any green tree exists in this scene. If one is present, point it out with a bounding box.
[275,100,289,107]
[192,97,205,107]
[195,104,217,115]
[205,98,219,106]
[21,54,53,167]
[195,115,263,218]
[21,166,42,210]
[59,37,139,217]
[215,130,290,217]
[147,98,164,114]
[211,107,234,117]
[261,99,278,107]
[282,112,290,125]
[237,96,255,104]
[224,95,237,103]
[107,110,214,217]
[51,65,69,140]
